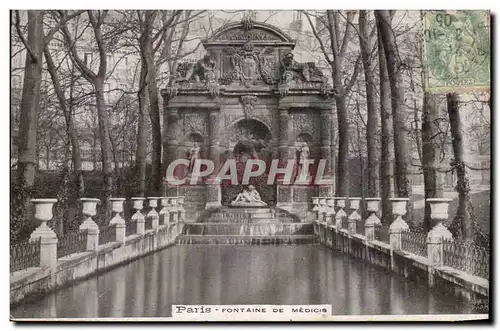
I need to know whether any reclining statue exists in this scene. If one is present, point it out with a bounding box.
[231,185,267,206]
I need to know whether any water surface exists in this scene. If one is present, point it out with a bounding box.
[11,245,476,318]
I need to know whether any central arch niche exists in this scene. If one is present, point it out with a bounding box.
[221,118,276,206]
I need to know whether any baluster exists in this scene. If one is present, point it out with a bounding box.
[364,198,381,241]
[79,198,100,250]
[29,199,58,270]
[131,198,146,235]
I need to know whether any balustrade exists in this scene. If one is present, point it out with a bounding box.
[310,196,490,281]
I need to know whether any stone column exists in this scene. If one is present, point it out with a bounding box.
[278,107,291,161]
[426,198,453,267]
[319,108,334,196]
[389,198,410,251]
[131,198,146,235]
[276,107,293,210]
[29,199,58,270]
[147,197,160,230]
[79,198,100,251]
[205,109,222,210]
[109,198,126,243]
[347,198,362,234]
[364,198,381,241]
[334,197,347,229]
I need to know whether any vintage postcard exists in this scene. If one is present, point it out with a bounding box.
[10,9,491,322]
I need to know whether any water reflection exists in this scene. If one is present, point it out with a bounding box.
[11,245,476,318]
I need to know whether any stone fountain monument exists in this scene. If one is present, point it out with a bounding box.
[162,18,335,223]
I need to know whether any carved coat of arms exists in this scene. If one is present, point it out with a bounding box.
[221,43,276,87]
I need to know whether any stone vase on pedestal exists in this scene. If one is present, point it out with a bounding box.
[79,198,100,251]
[326,198,335,224]
[159,197,170,227]
[147,197,160,230]
[347,198,362,234]
[29,199,58,270]
[170,197,179,224]
[334,197,347,229]
[177,196,186,223]
[109,198,126,243]
[389,198,410,250]
[364,198,381,241]
[426,198,453,267]
[131,198,146,235]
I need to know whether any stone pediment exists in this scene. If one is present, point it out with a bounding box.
[164,19,332,99]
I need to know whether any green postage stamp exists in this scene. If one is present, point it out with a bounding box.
[423,10,490,92]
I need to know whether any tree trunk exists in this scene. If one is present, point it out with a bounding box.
[137,11,162,196]
[135,64,148,196]
[376,10,412,218]
[335,94,349,197]
[359,10,379,197]
[377,15,394,223]
[422,92,443,231]
[94,78,113,209]
[146,56,163,196]
[15,10,43,204]
[447,93,473,241]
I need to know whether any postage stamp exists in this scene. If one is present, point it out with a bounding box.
[423,10,491,92]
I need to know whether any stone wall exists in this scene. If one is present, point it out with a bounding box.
[10,224,183,306]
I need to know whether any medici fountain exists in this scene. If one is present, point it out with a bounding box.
[161,19,336,244]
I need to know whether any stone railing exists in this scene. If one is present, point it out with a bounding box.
[311,196,490,302]
[10,196,187,306]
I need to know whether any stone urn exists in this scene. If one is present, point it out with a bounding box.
[131,197,145,211]
[30,199,58,242]
[110,198,125,214]
[81,198,100,218]
[32,199,57,223]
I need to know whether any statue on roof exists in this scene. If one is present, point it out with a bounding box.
[169,53,219,97]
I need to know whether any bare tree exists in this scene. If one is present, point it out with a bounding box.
[421,92,444,231]
[446,93,473,241]
[375,10,413,214]
[304,10,361,196]
[59,10,115,211]
[358,10,379,197]
[376,18,394,222]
